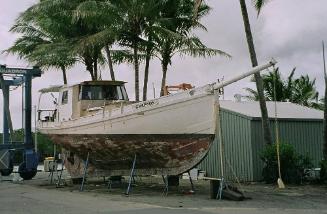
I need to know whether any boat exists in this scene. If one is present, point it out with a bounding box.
[37,60,276,178]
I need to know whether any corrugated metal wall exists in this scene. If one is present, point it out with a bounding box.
[251,119,324,181]
[198,109,324,182]
[198,109,254,182]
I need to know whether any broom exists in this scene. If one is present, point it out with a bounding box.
[273,68,285,189]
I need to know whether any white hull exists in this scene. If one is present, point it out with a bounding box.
[39,84,218,135]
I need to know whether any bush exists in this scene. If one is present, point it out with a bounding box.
[261,143,313,184]
[320,160,327,183]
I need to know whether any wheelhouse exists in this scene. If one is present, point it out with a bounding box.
[38,81,129,123]
[79,81,128,101]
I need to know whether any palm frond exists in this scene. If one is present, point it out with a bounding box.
[178,47,231,58]
[243,88,259,101]
[253,0,269,16]
[110,49,146,64]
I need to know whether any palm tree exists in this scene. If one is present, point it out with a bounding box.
[245,68,288,102]
[71,0,123,81]
[9,1,70,82]
[154,0,230,96]
[104,44,116,81]
[244,68,320,108]
[18,0,109,81]
[74,0,165,101]
[142,35,154,101]
[239,0,272,145]
[292,75,319,107]
[114,0,166,101]
[7,10,76,84]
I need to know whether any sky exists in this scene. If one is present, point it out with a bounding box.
[0,0,327,130]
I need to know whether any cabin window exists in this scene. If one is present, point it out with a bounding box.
[79,85,128,101]
[117,86,123,100]
[120,86,129,100]
[61,91,68,104]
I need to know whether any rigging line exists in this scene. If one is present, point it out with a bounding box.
[225,156,243,192]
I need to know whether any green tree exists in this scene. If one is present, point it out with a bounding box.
[244,67,320,108]
[6,10,76,84]
[73,0,165,101]
[153,0,230,96]
[13,0,108,81]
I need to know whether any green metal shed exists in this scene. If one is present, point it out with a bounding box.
[198,101,324,182]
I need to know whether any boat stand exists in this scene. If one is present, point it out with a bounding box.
[80,152,90,192]
[107,176,124,191]
[162,175,169,196]
[56,159,66,188]
[49,161,56,184]
[47,156,65,187]
[187,171,195,193]
[216,177,225,200]
[107,177,112,190]
[125,154,137,195]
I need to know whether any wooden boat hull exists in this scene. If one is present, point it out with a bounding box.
[49,134,214,177]
[39,85,218,177]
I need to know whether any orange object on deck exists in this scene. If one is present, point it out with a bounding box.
[163,83,193,96]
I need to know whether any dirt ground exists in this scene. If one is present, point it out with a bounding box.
[1,170,327,214]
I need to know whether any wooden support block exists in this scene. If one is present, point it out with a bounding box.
[168,175,179,187]
[210,180,220,199]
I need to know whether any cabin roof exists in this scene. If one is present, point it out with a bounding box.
[220,100,323,120]
[39,80,127,93]
[39,85,63,93]
[81,80,126,86]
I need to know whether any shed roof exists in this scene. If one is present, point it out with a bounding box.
[220,100,323,120]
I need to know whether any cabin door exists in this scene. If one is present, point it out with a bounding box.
[58,89,73,122]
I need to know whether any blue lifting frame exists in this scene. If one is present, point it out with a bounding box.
[0,64,42,179]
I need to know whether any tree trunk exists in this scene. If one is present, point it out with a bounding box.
[143,41,152,101]
[160,60,168,97]
[105,44,116,81]
[133,42,140,101]
[323,41,327,160]
[94,58,98,81]
[84,55,95,80]
[60,65,68,85]
[324,75,327,160]
[239,0,273,145]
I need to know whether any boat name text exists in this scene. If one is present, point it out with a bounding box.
[134,100,159,109]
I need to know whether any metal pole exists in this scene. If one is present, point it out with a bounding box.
[0,75,14,140]
[24,74,32,146]
[22,81,24,132]
[2,84,10,144]
[217,100,224,178]
[53,144,56,159]
[126,154,137,195]
[187,171,195,192]
[80,152,90,192]
[34,105,38,152]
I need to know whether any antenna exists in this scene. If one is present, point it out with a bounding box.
[152,82,156,99]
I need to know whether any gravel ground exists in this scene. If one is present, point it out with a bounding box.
[1,169,327,214]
